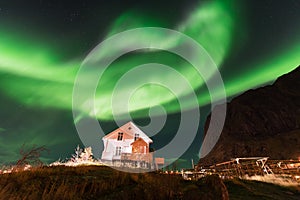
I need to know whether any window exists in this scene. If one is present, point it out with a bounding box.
[134,133,139,141]
[115,146,121,156]
[117,132,123,140]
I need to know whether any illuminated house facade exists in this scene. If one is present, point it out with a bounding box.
[101,121,153,165]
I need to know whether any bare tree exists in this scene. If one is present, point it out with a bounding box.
[16,144,48,168]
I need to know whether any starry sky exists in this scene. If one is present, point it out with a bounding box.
[0,0,299,167]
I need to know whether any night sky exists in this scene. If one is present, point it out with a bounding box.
[0,0,299,167]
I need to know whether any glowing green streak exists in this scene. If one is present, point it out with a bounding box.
[75,0,239,119]
[103,0,238,66]
[1,0,238,119]
[106,10,166,36]
[224,43,300,98]
[0,30,78,109]
[178,0,237,65]
[0,31,78,83]
[0,0,298,121]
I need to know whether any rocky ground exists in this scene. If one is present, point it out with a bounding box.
[199,66,300,166]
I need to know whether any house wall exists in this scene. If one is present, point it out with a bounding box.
[101,138,134,160]
[132,139,149,154]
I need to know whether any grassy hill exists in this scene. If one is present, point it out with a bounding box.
[0,166,299,200]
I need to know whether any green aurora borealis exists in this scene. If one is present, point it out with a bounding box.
[0,0,299,165]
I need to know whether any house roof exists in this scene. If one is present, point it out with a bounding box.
[103,121,153,143]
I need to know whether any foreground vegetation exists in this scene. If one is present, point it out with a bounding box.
[0,166,299,200]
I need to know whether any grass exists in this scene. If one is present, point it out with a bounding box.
[225,178,300,200]
[0,166,299,200]
[0,166,185,200]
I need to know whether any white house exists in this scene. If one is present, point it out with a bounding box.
[101,121,153,163]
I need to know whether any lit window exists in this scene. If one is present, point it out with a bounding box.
[134,133,139,141]
[117,132,123,140]
[115,146,121,156]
